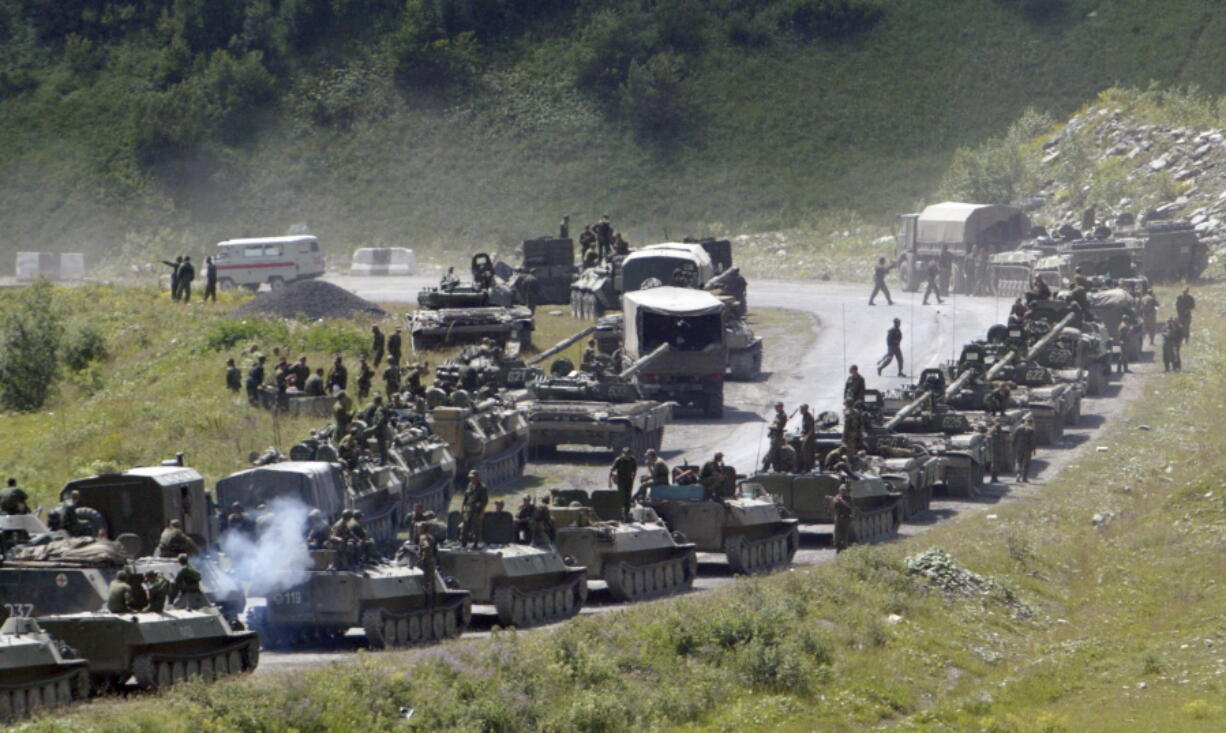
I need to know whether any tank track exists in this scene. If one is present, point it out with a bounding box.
[942,463,983,498]
[131,637,259,690]
[0,667,89,722]
[849,504,900,544]
[899,482,933,520]
[603,551,697,602]
[491,571,588,628]
[1032,411,1063,445]
[361,594,471,649]
[722,524,800,575]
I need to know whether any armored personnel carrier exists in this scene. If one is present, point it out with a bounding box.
[430,395,529,488]
[437,511,587,627]
[523,343,673,458]
[745,472,900,544]
[547,489,696,601]
[0,617,89,722]
[641,466,798,575]
[35,608,258,691]
[245,548,470,649]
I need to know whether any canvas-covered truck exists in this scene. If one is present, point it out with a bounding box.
[622,287,727,418]
[895,202,1030,294]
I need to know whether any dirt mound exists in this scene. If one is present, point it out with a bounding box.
[231,279,386,320]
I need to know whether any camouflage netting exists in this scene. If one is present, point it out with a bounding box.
[231,280,386,321]
[5,535,126,566]
[905,547,1034,619]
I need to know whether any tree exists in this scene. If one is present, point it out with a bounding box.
[0,281,64,411]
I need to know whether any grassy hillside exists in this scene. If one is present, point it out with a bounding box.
[26,283,1226,731]
[5,1,1226,268]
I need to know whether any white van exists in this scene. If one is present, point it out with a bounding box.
[213,235,325,291]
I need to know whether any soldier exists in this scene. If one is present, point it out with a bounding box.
[0,478,29,515]
[877,318,906,377]
[355,358,374,400]
[922,259,943,305]
[273,357,290,410]
[1117,316,1135,374]
[331,509,354,544]
[560,215,570,239]
[986,419,1009,483]
[202,256,218,303]
[761,425,785,472]
[1028,276,1052,302]
[579,226,596,259]
[292,356,311,390]
[304,367,326,396]
[142,570,170,613]
[225,502,256,540]
[362,394,392,464]
[105,573,135,613]
[1014,416,1036,483]
[304,509,331,549]
[581,339,599,371]
[417,523,439,604]
[371,325,385,367]
[405,362,429,395]
[225,358,241,392]
[387,327,403,366]
[1162,317,1184,372]
[594,214,613,259]
[1175,287,1195,343]
[608,447,638,520]
[768,401,787,433]
[937,244,953,296]
[531,495,556,547]
[868,256,897,306]
[156,519,199,558]
[1009,298,1027,323]
[1140,289,1159,346]
[334,390,354,436]
[798,404,817,471]
[162,256,182,301]
[382,362,401,397]
[245,355,266,406]
[613,232,630,256]
[984,381,1011,416]
[58,490,90,537]
[515,496,535,544]
[844,365,866,404]
[459,470,488,549]
[171,554,208,610]
[644,449,670,489]
[517,268,541,313]
[827,484,854,554]
[326,356,349,393]
[348,510,376,564]
[177,256,195,302]
[842,399,864,454]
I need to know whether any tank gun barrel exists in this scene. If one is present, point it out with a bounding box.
[942,311,1076,398]
[1027,312,1077,360]
[703,265,741,291]
[526,324,599,366]
[883,390,932,431]
[619,343,671,379]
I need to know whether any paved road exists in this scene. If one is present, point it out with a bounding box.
[254,276,1130,672]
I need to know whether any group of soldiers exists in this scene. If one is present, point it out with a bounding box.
[105,553,206,614]
[161,255,218,303]
[573,214,631,268]
[0,486,94,537]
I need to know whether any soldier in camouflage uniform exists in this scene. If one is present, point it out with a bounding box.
[987,419,1009,482]
[827,484,854,553]
[225,358,241,393]
[0,478,29,515]
[171,554,208,610]
[1014,416,1036,483]
[142,571,171,613]
[609,447,638,520]
[459,470,488,549]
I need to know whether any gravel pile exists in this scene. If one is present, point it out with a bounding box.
[231,279,386,320]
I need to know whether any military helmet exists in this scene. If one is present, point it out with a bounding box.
[342,509,354,519]
[353,510,363,519]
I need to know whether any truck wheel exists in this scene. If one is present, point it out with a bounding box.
[268,276,285,290]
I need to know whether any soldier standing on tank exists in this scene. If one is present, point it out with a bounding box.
[1162,317,1184,371]
[1014,416,1036,483]
[459,470,488,549]
[594,214,613,259]
[798,405,817,471]
[845,365,866,404]
[371,325,385,367]
[327,356,348,393]
[514,496,535,543]
[171,554,208,610]
[334,390,354,435]
[1176,287,1195,343]
[162,256,182,301]
[842,399,864,455]
[387,327,404,367]
[531,496,556,547]
[868,257,897,306]
[761,425,785,472]
[156,519,199,558]
[1140,289,1159,346]
[1,478,29,515]
[609,447,638,520]
[828,484,854,554]
[877,318,906,377]
[987,419,1009,483]
[922,259,943,305]
[142,570,170,613]
[245,355,266,406]
[225,358,241,393]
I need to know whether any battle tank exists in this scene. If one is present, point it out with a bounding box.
[245,547,470,649]
[863,389,990,497]
[0,617,89,722]
[640,465,799,575]
[522,337,673,459]
[547,488,697,601]
[436,511,587,627]
[1025,299,1113,396]
[35,608,258,692]
[412,253,534,350]
[432,343,541,394]
[429,393,529,488]
[744,472,900,544]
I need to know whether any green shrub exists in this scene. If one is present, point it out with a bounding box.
[62,323,108,371]
[619,51,691,141]
[0,281,63,411]
[775,0,884,41]
[201,319,289,352]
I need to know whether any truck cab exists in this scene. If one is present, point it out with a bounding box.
[894,202,1029,293]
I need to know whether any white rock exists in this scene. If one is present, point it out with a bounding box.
[886,614,904,625]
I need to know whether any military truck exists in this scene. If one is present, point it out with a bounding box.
[35,608,259,691]
[245,548,470,649]
[895,202,1030,293]
[437,511,587,627]
[622,286,727,418]
[1115,219,1206,282]
[745,473,900,544]
[523,343,673,458]
[430,396,529,488]
[570,241,718,320]
[546,489,697,601]
[0,617,89,721]
[517,237,576,304]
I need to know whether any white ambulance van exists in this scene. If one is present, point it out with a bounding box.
[213,235,325,291]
